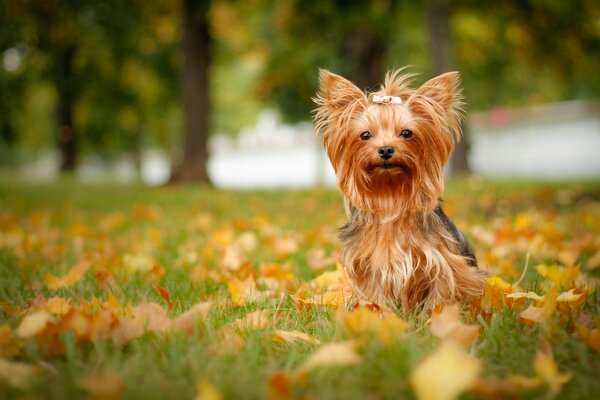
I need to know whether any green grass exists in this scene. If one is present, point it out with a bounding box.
[1,178,599,399]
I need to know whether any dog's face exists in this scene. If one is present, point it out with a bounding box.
[313,69,464,216]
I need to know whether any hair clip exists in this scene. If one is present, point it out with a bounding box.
[372,95,402,105]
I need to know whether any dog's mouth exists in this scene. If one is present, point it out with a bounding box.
[367,161,408,174]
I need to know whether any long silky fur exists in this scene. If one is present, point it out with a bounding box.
[314,68,484,310]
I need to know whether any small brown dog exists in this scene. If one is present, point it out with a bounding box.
[313,69,484,310]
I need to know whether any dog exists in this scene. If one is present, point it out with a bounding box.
[313,68,485,310]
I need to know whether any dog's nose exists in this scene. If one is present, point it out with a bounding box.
[378,146,395,160]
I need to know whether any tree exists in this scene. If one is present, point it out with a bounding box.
[426,0,470,175]
[170,0,212,184]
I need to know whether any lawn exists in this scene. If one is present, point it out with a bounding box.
[0,179,599,399]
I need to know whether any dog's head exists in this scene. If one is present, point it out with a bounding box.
[313,69,464,216]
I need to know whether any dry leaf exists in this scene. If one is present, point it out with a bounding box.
[299,341,361,371]
[273,330,320,345]
[80,371,124,400]
[0,326,20,358]
[0,358,37,389]
[233,310,270,332]
[16,311,54,338]
[44,261,90,290]
[410,342,481,400]
[194,380,222,400]
[534,350,572,397]
[341,306,407,344]
[154,284,175,311]
[429,304,480,348]
[520,305,544,327]
[172,302,212,334]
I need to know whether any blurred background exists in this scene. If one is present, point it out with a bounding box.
[1,0,599,187]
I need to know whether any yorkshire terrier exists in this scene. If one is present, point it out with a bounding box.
[313,68,485,310]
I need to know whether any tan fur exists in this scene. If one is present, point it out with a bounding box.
[313,68,484,310]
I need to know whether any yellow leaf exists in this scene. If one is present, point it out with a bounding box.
[273,330,320,345]
[410,342,481,400]
[429,304,480,348]
[44,273,63,290]
[16,311,54,338]
[300,341,361,371]
[226,276,259,306]
[536,264,579,289]
[341,306,407,345]
[194,380,222,400]
[45,297,71,315]
[0,358,37,389]
[506,292,544,302]
[534,351,572,397]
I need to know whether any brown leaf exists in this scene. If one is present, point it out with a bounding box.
[80,371,124,400]
[0,358,38,389]
[172,302,212,334]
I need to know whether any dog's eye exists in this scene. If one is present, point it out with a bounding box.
[399,129,413,139]
[360,131,372,141]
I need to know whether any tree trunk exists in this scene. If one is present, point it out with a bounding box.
[171,0,211,184]
[344,30,386,91]
[426,0,471,175]
[56,45,77,172]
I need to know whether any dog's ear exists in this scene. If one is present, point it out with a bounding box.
[314,69,367,111]
[412,71,464,118]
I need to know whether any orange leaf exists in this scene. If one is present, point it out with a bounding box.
[154,284,175,311]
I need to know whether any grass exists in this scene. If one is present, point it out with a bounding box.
[0,178,599,399]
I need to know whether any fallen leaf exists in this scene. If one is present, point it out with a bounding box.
[299,341,361,371]
[44,261,90,290]
[0,358,37,389]
[273,330,320,345]
[194,380,222,400]
[429,304,480,348]
[520,305,544,327]
[536,264,579,289]
[16,311,54,338]
[208,327,245,355]
[268,372,292,399]
[80,371,124,400]
[341,306,407,344]
[410,342,481,400]
[172,302,212,334]
[154,284,175,311]
[233,310,270,332]
[534,350,572,397]
[0,326,20,358]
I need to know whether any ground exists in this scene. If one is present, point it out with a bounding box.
[0,178,599,399]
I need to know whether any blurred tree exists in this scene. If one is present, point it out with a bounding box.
[426,0,470,175]
[170,0,211,184]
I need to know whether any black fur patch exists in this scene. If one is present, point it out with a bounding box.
[434,204,478,267]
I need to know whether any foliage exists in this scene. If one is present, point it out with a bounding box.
[0,179,599,399]
[1,0,598,161]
